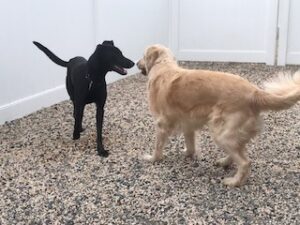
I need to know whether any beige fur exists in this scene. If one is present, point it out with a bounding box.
[137,44,300,187]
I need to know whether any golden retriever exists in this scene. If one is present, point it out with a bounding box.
[137,44,300,187]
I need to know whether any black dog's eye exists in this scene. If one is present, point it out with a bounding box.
[114,49,123,57]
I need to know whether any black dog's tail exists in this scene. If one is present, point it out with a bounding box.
[33,41,68,67]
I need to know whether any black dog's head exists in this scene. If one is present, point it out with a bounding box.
[88,40,134,77]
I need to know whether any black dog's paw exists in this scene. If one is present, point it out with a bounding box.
[73,132,80,140]
[97,149,109,157]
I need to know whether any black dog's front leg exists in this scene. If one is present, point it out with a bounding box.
[96,105,108,157]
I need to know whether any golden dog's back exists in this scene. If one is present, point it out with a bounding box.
[148,65,259,119]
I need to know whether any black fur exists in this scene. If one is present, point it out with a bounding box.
[33,41,134,157]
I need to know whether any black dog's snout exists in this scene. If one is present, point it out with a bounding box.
[125,59,135,69]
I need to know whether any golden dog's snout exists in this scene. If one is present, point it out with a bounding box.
[136,59,141,68]
[136,59,147,75]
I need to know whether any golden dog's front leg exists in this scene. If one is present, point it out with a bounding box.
[144,126,170,162]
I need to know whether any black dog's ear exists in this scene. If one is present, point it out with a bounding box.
[102,40,114,46]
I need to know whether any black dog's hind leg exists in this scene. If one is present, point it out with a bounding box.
[96,104,109,157]
[73,102,85,140]
[72,101,85,133]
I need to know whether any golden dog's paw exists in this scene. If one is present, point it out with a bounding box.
[182,148,195,158]
[215,157,232,168]
[143,154,162,162]
[222,177,242,187]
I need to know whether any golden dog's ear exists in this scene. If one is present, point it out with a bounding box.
[145,47,160,73]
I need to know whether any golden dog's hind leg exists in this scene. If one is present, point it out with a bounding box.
[211,113,254,187]
[214,135,251,187]
[222,147,251,187]
[144,126,170,162]
[183,130,195,158]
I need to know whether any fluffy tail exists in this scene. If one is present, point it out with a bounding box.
[253,71,300,111]
[33,41,68,67]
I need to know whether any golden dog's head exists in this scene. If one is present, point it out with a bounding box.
[137,44,174,75]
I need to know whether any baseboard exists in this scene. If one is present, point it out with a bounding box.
[286,52,300,65]
[177,50,267,63]
[0,69,140,125]
[0,85,68,125]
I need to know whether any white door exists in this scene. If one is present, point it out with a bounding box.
[169,0,278,65]
[278,0,300,65]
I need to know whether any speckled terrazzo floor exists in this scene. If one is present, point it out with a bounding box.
[1,62,300,225]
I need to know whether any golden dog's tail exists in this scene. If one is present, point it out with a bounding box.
[253,71,300,111]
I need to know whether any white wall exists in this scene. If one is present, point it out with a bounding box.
[0,0,95,124]
[0,0,170,124]
[94,0,170,82]
[170,0,278,64]
[1,0,299,124]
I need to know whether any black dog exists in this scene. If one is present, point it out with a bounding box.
[33,41,134,157]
